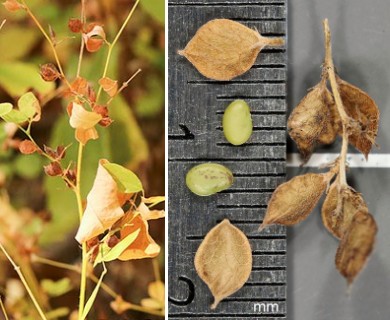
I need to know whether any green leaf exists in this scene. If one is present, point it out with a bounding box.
[82,265,107,319]
[109,94,149,169]
[94,228,140,266]
[0,103,12,117]
[140,0,165,24]
[41,278,72,297]
[0,62,54,96]
[0,27,39,61]
[14,153,42,179]
[103,163,143,193]
[135,75,164,118]
[1,109,29,124]
[18,92,39,120]
[45,308,70,319]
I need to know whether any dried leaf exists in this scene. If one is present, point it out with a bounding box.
[179,19,284,81]
[99,77,118,97]
[68,18,83,33]
[110,296,132,314]
[288,82,340,161]
[260,173,331,230]
[140,281,165,310]
[335,211,377,285]
[322,183,368,239]
[118,211,163,261]
[68,102,102,145]
[40,63,61,82]
[19,140,38,154]
[44,162,63,177]
[138,202,165,221]
[75,159,125,243]
[194,219,252,309]
[3,0,23,12]
[83,23,106,53]
[337,77,379,158]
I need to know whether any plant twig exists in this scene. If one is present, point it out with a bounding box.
[152,258,161,282]
[96,0,141,102]
[74,143,88,320]
[20,0,71,89]
[32,255,164,317]
[76,0,86,77]
[323,19,349,188]
[0,243,47,320]
[107,69,142,105]
[0,296,9,320]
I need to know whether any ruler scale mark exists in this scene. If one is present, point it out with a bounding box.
[169,0,287,317]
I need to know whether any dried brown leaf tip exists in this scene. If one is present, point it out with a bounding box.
[336,211,377,285]
[260,172,332,230]
[179,19,284,81]
[288,81,340,161]
[195,219,252,309]
[322,183,368,239]
[337,77,379,158]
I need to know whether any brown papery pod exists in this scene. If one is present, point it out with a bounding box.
[260,172,332,230]
[335,211,377,285]
[178,19,284,81]
[288,82,340,161]
[337,77,379,158]
[195,219,252,309]
[322,183,368,239]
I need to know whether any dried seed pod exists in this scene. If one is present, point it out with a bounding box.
[322,183,368,239]
[260,173,331,230]
[288,82,339,161]
[335,211,377,285]
[179,19,284,81]
[195,219,252,309]
[337,77,379,158]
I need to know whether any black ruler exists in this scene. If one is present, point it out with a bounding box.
[168,0,287,319]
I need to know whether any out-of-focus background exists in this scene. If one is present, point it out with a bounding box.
[288,0,390,319]
[0,0,164,318]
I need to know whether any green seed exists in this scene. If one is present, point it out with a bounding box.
[186,163,233,196]
[223,99,253,145]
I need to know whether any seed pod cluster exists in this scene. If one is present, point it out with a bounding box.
[261,19,379,286]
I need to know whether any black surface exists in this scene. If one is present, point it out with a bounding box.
[168,0,288,318]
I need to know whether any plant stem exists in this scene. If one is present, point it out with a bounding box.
[323,19,349,188]
[74,143,88,320]
[76,0,86,77]
[152,258,161,282]
[96,0,141,102]
[21,0,71,89]
[33,255,164,317]
[0,243,47,320]
[0,296,9,320]
[107,69,142,105]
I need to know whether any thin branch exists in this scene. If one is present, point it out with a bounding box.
[76,0,86,77]
[20,0,71,89]
[0,296,9,320]
[0,243,47,320]
[107,68,142,105]
[96,0,141,102]
[152,258,161,282]
[323,19,349,188]
[32,255,164,317]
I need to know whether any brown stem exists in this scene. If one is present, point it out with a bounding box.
[323,19,349,188]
